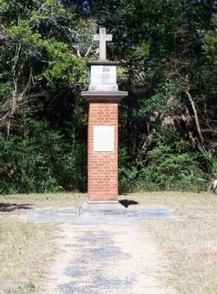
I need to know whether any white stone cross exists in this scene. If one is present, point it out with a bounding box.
[93,27,112,60]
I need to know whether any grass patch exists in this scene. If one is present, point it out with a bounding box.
[140,217,217,294]
[121,191,217,212]
[0,193,85,210]
[0,193,85,293]
[0,222,55,294]
[125,192,217,294]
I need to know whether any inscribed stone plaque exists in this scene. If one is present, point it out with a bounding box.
[89,65,118,92]
[90,66,116,84]
[94,126,114,152]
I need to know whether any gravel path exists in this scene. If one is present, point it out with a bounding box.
[43,222,176,294]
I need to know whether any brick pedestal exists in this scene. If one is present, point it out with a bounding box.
[82,92,127,203]
[88,102,118,201]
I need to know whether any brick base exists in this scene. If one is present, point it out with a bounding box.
[88,102,118,201]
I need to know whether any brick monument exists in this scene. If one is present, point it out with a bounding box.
[81,28,127,211]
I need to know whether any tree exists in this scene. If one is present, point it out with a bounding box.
[0,0,92,193]
[99,0,217,190]
[0,0,217,193]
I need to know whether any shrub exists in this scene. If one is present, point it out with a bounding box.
[119,129,205,193]
[0,118,86,194]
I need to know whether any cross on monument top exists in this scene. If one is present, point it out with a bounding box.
[93,27,112,60]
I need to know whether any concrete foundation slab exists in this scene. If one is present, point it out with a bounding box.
[80,201,127,216]
[26,204,177,225]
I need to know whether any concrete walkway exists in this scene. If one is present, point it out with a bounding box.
[28,206,177,294]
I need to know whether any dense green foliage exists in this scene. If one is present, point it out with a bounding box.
[0,0,217,194]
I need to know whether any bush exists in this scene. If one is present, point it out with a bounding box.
[0,118,87,194]
[119,129,205,193]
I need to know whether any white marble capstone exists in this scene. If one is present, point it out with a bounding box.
[89,65,118,92]
[93,126,114,152]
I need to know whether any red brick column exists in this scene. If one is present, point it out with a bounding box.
[88,102,118,201]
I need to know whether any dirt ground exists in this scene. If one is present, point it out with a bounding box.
[42,222,176,294]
